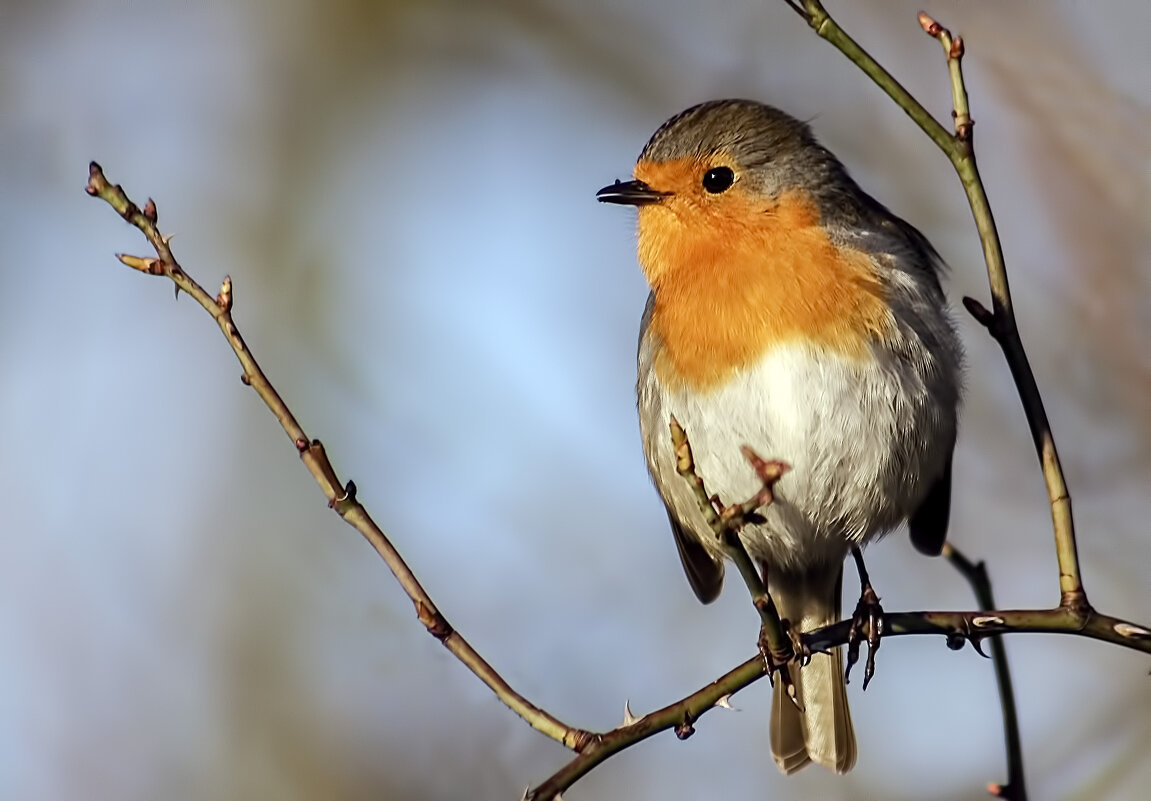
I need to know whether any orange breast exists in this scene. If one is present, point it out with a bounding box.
[637,187,891,392]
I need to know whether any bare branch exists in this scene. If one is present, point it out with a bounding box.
[669,418,795,672]
[87,6,1151,795]
[85,162,592,753]
[944,543,1027,801]
[796,1,1085,607]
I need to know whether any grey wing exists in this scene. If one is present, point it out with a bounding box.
[667,509,725,603]
[827,189,959,557]
[908,450,953,556]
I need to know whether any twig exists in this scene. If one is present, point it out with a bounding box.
[669,419,795,669]
[84,162,591,753]
[798,606,1151,656]
[794,0,1085,609]
[525,599,1151,801]
[90,11,1151,786]
[944,543,1027,801]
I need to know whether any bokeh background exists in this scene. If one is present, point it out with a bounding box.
[3,1,1149,799]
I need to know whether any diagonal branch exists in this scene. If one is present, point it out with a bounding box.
[524,591,1151,800]
[669,418,795,670]
[84,162,592,753]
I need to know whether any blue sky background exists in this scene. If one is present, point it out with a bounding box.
[2,1,1149,799]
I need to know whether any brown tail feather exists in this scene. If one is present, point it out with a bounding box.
[769,566,856,774]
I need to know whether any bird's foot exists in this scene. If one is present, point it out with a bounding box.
[845,547,884,690]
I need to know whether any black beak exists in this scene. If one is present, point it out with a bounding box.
[596,179,668,206]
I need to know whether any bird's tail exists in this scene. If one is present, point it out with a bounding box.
[769,566,856,774]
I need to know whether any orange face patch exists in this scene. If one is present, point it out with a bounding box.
[633,159,891,392]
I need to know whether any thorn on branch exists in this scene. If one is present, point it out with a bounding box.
[1114,622,1151,640]
[713,694,737,711]
[621,701,639,726]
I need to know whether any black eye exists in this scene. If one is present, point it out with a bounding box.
[702,166,734,194]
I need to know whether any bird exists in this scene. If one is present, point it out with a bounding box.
[597,99,962,774]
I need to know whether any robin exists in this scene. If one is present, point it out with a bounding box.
[597,99,962,774]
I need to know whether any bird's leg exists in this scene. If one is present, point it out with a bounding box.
[845,546,885,690]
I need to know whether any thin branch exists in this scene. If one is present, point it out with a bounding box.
[525,596,1151,801]
[84,162,591,753]
[799,606,1151,656]
[669,418,795,669]
[89,4,1151,787]
[944,543,1027,801]
[525,656,768,801]
[796,0,1085,608]
[526,429,1150,800]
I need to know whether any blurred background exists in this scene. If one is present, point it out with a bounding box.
[2,1,1149,799]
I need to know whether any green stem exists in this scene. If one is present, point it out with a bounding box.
[797,0,1085,607]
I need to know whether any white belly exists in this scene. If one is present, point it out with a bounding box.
[638,338,956,571]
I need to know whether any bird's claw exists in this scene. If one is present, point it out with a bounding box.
[845,582,884,690]
[757,621,803,709]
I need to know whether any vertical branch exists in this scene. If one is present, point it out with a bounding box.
[916,12,1084,607]
[944,544,1027,801]
[793,0,1086,609]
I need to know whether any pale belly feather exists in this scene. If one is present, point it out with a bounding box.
[638,338,955,572]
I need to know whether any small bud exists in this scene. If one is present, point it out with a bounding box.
[962,296,996,329]
[144,198,158,223]
[117,253,163,275]
[917,11,942,37]
[217,275,233,312]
